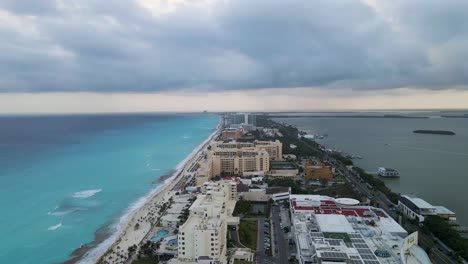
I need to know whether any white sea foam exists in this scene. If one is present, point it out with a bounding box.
[72,189,102,199]
[47,222,62,231]
[78,120,220,264]
[48,208,78,216]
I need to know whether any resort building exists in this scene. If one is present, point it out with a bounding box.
[398,194,457,222]
[211,146,269,176]
[304,161,334,181]
[289,194,430,264]
[174,180,239,264]
[212,140,282,160]
[192,140,283,183]
[254,140,283,160]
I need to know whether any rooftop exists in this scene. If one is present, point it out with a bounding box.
[290,194,411,264]
[433,206,456,215]
[401,194,434,209]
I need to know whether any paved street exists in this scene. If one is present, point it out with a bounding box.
[271,205,288,264]
[228,228,244,248]
[256,219,267,264]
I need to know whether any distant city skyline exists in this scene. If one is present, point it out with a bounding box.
[0,88,467,113]
[1,0,468,112]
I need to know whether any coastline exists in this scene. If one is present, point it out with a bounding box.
[73,118,220,264]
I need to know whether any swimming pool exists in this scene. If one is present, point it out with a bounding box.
[166,238,178,250]
[151,229,170,242]
[167,239,177,246]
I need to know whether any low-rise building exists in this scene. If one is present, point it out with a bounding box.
[304,161,334,181]
[289,194,430,264]
[398,194,456,222]
[239,187,290,202]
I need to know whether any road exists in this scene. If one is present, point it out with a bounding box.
[271,205,288,264]
[328,157,396,218]
[228,228,244,248]
[256,220,267,264]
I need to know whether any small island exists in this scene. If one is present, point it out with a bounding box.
[413,130,456,135]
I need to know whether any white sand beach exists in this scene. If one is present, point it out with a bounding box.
[82,124,220,264]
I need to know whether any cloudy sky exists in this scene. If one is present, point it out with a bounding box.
[1,0,468,113]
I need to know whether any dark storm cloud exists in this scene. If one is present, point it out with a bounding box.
[0,0,467,92]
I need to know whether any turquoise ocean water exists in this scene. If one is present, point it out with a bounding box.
[0,114,218,264]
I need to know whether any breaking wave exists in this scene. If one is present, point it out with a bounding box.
[72,189,102,199]
[47,222,62,231]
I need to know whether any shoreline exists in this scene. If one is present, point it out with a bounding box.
[73,118,220,264]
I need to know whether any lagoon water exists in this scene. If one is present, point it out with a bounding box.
[0,114,218,264]
[274,112,468,226]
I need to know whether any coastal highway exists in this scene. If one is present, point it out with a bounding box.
[299,138,397,217]
[303,140,462,264]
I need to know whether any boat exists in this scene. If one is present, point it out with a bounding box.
[378,167,400,178]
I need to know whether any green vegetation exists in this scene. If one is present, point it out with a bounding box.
[233,200,268,217]
[266,178,361,200]
[265,178,307,194]
[352,166,399,204]
[132,257,159,264]
[330,153,353,166]
[238,220,257,250]
[256,115,323,159]
[314,182,362,200]
[423,216,468,260]
[323,232,351,243]
[233,199,252,216]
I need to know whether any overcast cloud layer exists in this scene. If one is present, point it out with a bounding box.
[1,0,468,93]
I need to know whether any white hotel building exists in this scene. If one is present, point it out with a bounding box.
[172,180,239,264]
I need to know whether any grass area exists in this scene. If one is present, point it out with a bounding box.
[323,232,351,243]
[233,200,269,217]
[131,256,159,264]
[313,182,362,200]
[238,220,258,250]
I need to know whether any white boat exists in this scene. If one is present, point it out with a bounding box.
[378,167,400,178]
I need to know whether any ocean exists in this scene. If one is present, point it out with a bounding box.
[274,111,468,226]
[0,113,219,264]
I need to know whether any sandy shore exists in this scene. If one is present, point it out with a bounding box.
[80,124,220,264]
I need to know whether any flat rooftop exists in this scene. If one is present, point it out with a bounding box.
[401,194,434,209]
[434,205,456,215]
[290,194,410,264]
[315,214,354,233]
